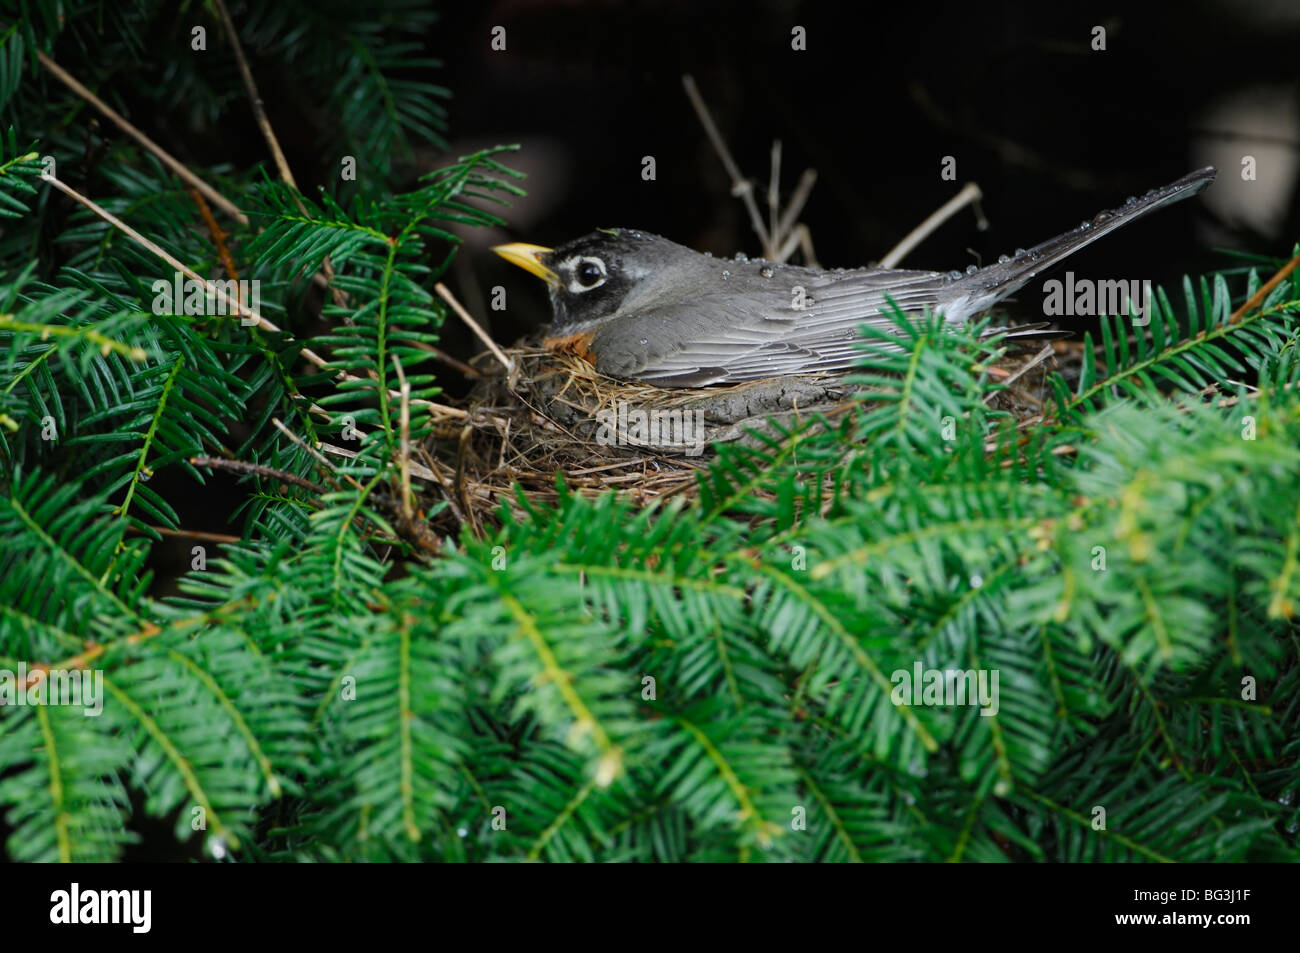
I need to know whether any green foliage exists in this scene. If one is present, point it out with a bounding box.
[1,0,1298,863]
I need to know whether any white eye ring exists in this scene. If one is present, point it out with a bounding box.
[563,255,607,293]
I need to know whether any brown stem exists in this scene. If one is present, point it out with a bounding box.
[1225,247,1300,327]
[11,27,249,226]
[190,455,328,494]
[212,0,345,306]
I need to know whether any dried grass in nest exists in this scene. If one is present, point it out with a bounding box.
[414,336,1083,532]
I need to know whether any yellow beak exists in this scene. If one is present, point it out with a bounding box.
[492,242,559,286]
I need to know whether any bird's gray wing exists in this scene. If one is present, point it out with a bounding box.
[591,268,947,386]
[592,165,1217,387]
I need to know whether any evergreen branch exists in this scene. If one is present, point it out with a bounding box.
[809,517,1034,579]
[164,647,283,799]
[34,705,71,863]
[397,612,418,842]
[500,589,624,786]
[526,777,598,861]
[675,714,783,847]
[3,480,139,621]
[114,355,183,528]
[751,562,939,753]
[1069,300,1299,412]
[101,675,237,849]
[0,311,148,363]
[1019,788,1176,863]
[797,766,863,862]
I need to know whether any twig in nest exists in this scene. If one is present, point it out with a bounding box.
[768,140,782,246]
[435,282,514,375]
[683,74,988,270]
[775,170,818,258]
[318,443,440,481]
[455,425,481,539]
[984,343,1056,405]
[417,444,468,531]
[413,340,484,379]
[392,355,415,521]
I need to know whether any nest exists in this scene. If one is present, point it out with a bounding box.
[411,337,1082,533]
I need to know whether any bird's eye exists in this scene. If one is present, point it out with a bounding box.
[576,259,604,287]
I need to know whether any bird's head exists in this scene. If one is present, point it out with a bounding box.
[493,228,703,333]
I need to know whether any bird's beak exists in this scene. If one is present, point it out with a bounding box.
[492,242,560,287]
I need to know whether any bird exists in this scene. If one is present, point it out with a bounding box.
[493,167,1216,388]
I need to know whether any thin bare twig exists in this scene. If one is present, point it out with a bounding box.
[456,424,481,539]
[683,76,818,263]
[44,174,474,422]
[387,356,442,554]
[776,223,820,269]
[13,32,248,226]
[768,140,782,246]
[190,456,329,494]
[417,445,469,529]
[213,0,344,305]
[682,74,771,253]
[46,174,264,324]
[392,355,414,521]
[318,443,440,481]
[270,417,363,491]
[774,169,818,254]
[879,182,987,268]
[983,343,1056,405]
[413,340,484,379]
[214,0,298,193]
[128,524,243,545]
[435,282,514,374]
[13,22,349,296]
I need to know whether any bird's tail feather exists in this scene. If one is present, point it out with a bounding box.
[940,167,1217,320]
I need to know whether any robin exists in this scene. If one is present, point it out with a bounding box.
[494,168,1216,387]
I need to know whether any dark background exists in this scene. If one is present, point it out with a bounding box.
[411,0,1300,355]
